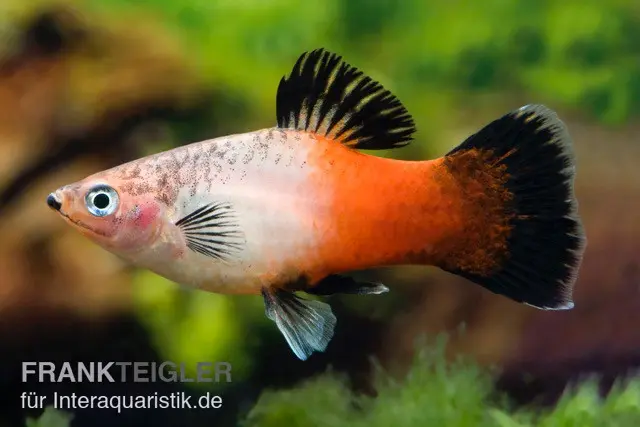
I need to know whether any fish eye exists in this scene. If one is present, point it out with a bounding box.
[85,184,119,217]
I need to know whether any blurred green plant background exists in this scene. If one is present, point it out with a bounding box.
[0,0,638,426]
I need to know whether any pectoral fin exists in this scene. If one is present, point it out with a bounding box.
[175,202,245,262]
[262,288,336,361]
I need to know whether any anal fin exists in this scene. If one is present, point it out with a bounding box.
[262,288,336,361]
[306,274,389,296]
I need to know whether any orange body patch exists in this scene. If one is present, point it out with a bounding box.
[300,137,514,284]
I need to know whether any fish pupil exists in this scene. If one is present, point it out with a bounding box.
[93,193,110,209]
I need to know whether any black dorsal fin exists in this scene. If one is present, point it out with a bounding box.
[276,48,416,150]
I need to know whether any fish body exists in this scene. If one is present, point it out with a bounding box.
[53,129,460,294]
[47,49,586,360]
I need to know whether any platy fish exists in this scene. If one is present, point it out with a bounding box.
[46,49,586,360]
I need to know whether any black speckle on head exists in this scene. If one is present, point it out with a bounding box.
[242,147,255,165]
[213,148,225,160]
[205,145,224,173]
[135,182,151,196]
[265,130,275,141]
[121,182,135,194]
[174,150,191,169]
[157,173,168,189]
[108,133,270,207]
[121,164,142,180]
[203,160,213,192]
[154,190,171,207]
[227,149,239,165]
[257,140,269,162]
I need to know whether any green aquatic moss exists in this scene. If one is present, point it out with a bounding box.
[242,337,640,427]
[244,336,496,427]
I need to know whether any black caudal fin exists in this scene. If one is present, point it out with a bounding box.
[306,274,389,296]
[442,104,586,310]
[262,288,336,360]
[276,48,416,150]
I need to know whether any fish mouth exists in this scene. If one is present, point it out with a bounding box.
[58,210,108,238]
[47,191,108,238]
